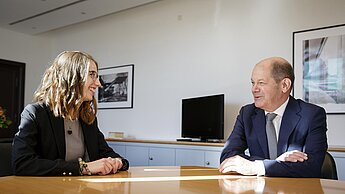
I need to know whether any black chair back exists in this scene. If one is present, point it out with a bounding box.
[320,152,338,180]
[0,138,13,176]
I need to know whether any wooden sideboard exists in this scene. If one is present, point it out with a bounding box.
[107,138,345,152]
[107,139,345,180]
[107,139,223,168]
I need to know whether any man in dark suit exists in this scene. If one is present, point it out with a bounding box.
[219,57,328,177]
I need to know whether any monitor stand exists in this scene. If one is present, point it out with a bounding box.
[176,138,208,142]
[176,138,193,142]
[176,138,222,143]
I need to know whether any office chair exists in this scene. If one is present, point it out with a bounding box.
[0,138,13,176]
[320,152,338,180]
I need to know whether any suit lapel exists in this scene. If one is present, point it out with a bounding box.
[43,104,65,159]
[252,109,269,158]
[277,97,301,155]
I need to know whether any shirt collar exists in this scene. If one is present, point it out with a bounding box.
[265,97,289,117]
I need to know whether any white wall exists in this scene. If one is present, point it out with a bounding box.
[3,0,345,146]
[0,28,52,104]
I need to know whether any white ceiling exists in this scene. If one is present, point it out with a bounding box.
[0,0,159,35]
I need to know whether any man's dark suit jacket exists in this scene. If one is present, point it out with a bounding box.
[12,103,129,176]
[220,96,328,177]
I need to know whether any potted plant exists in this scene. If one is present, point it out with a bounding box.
[0,106,14,141]
[0,106,12,129]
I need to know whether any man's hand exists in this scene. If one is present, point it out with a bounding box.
[219,155,257,175]
[276,150,308,162]
[86,157,123,175]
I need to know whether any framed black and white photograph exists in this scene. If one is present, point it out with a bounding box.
[96,64,134,109]
[293,24,345,114]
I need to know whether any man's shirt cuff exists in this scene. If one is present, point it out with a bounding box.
[254,160,265,176]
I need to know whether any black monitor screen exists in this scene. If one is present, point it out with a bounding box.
[181,94,224,141]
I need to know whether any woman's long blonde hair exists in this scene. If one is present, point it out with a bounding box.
[34,51,98,124]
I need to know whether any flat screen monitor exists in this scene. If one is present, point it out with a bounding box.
[181,94,224,142]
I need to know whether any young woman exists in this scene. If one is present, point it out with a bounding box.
[12,51,129,176]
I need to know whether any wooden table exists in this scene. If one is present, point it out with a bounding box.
[0,166,344,194]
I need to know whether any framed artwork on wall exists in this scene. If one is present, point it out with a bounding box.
[293,24,345,114]
[95,64,134,109]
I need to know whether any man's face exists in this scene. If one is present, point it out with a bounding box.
[251,62,283,112]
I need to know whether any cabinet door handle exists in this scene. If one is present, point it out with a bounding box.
[205,161,210,165]
[149,157,153,160]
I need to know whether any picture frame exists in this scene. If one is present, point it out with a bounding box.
[95,64,134,109]
[293,24,345,114]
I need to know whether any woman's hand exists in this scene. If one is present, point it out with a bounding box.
[86,157,123,175]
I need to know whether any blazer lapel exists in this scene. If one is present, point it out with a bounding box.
[252,109,270,158]
[44,104,65,159]
[277,97,301,155]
